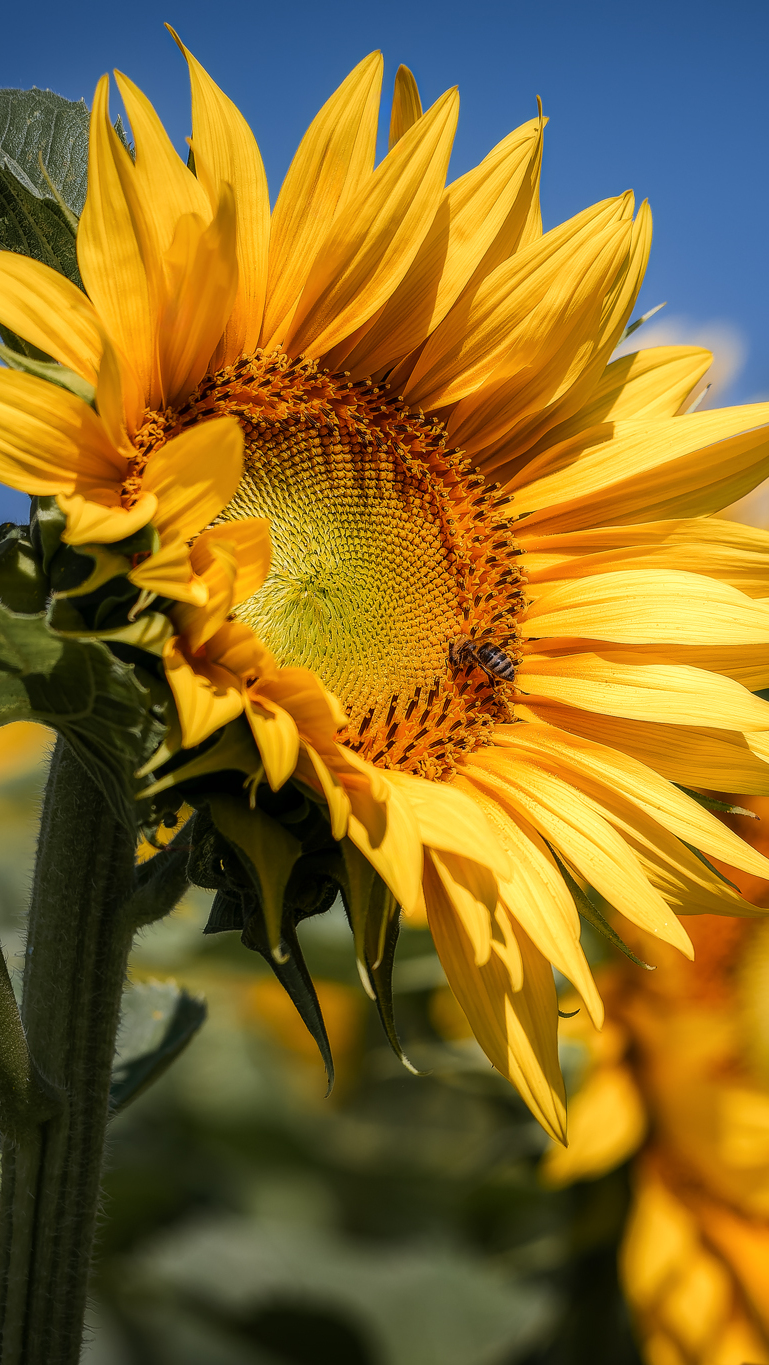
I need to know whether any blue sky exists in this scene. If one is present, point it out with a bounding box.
[1,0,768,523]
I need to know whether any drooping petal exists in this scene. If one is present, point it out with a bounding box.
[386,768,512,878]
[168,26,270,360]
[142,415,243,543]
[60,490,156,545]
[244,693,300,791]
[261,53,383,350]
[0,369,124,495]
[128,533,208,605]
[424,852,567,1142]
[162,636,243,748]
[0,251,103,383]
[430,848,496,965]
[284,87,459,359]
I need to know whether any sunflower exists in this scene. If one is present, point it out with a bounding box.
[3,37,769,1140]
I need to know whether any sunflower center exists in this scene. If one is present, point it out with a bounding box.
[157,352,525,779]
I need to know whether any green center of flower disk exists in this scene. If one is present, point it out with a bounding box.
[168,352,524,778]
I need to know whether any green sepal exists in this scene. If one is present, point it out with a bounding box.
[0,343,95,405]
[0,525,49,613]
[363,878,422,1076]
[29,495,67,572]
[110,980,206,1115]
[208,793,303,959]
[123,824,191,929]
[617,301,666,344]
[550,846,655,971]
[683,841,742,893]
[675,785,758,820]
[53,544,132,599]
[138,715,260,797]
[47,596,173,654]
[0,603,164,822]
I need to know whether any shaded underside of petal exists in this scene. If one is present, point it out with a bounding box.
[424,852,567,1142]
[163,637,243,748]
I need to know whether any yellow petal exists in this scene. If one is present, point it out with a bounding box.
[77,76,154,410]
[465,753,693,956]
[404,194,631,412]
[191,517,271,609]
[0,368,124,495]
[284,86,459,359]
[162,637,243,748]
[534,345,713,449]
[168,26,270,361]
[386,768,512,878]
[516,647,769,730]
[521,516,769,599]
[516,701,769,794]
[429,849,496,965]
[258,667,346,747]
[142,414,243,544]
[295,742,351,840]
[0,251,103,383]
[60,489,156,545]
[522,569,769,646]
[461,782,604,1027]
[346,775,424,916]
[244,693,300,791]
[344,116,542,379]
[128,533,207,604]
[388,64,422,149]
[261,53,383,350]
[425,852,566,1142]
[156,186,239,406]
[510,405,769,533]
[501,723,769,880]
[541,1065,646,1187]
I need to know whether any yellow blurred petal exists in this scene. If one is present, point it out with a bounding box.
[168,26,270,360]
[60,489,156,545]
[516,647,769,730]
[261,53,383,349]
[0,368,124,496]
[162,637,243,748]
[0,720,52,783]
[156,186,239,405]
[465,753,693,956]
[522,568,769,645]
[0,251,103,383]
[284,86,459,359]
[142,415,243,544]
[244,694,300,791]
[541,1065,647,1187]
[404,195,631,412]
[388,64,422,149]
[510,405,769,533]
[77,76,154,408]
[386,768,512,879]
[345,117,542,379]
[425,852,567,1142]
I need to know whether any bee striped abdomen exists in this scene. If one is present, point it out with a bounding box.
[476,643,517,681]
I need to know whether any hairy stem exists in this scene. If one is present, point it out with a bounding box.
[0,739,137,1364]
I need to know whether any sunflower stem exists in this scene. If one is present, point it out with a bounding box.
[0,738,137,1364]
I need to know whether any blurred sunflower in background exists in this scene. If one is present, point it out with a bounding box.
[3,34,769,1144]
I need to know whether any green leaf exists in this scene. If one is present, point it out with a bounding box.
[0,87,89,215]
[110,979,207,1114]
[549,846,655,971]
[0,168,82,298]
[0,342,95,404]
[0,525,49,614]
[0,603,164,821]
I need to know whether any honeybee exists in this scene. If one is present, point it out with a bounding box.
[449,635,517,683]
